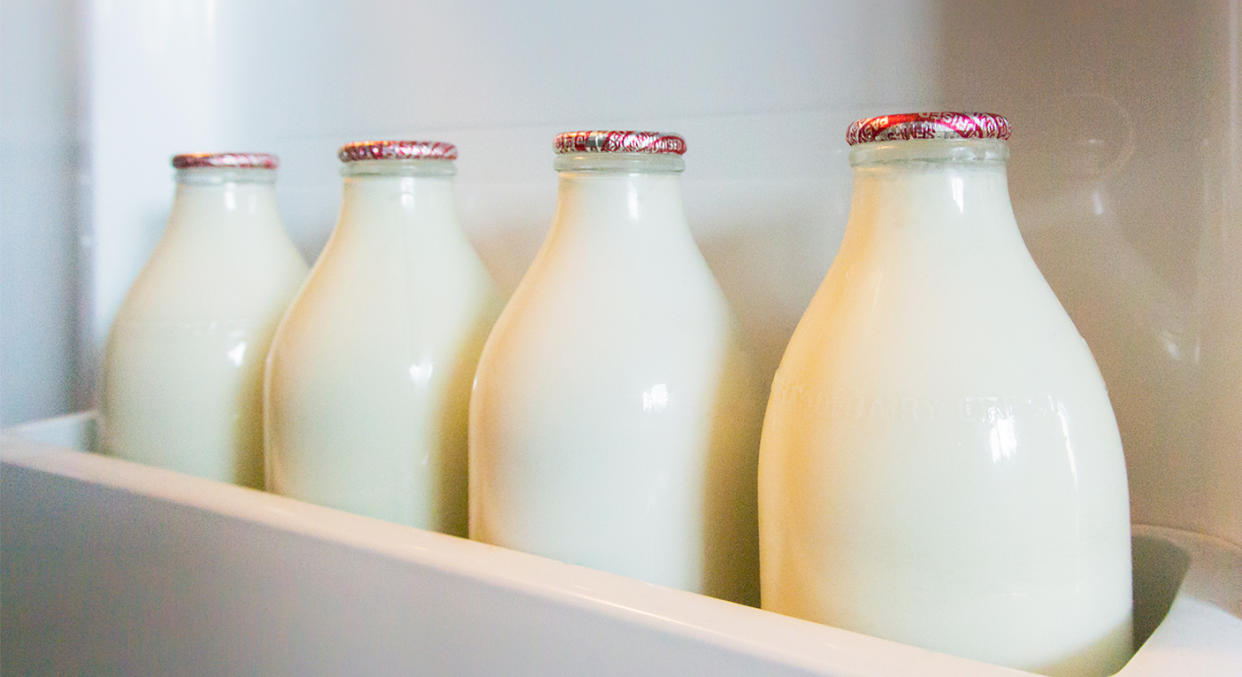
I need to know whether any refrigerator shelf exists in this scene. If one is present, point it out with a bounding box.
[3,412,1240,676]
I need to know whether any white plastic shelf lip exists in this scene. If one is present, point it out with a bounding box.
[2,413,1241,676]
[0,428,1008,676]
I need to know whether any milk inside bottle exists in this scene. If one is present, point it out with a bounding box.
[469,130,765,604]
[102,152,307,487]
[265,140,501,533]
[758,113,1133,676]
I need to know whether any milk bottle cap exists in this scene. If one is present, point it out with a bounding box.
[554,130,686,155]
[337,140,457,162]
[171,152,279,169]
[846,112,1011,145]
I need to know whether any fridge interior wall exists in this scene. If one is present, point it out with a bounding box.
[2,0,1239,547]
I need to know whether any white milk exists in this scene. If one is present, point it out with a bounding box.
[265,149,501,534]
[759,134,1133,675]
[102,157,307,488]
[470,136,765,604]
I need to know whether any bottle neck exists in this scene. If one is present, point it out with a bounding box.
[169,169,280,231]
[551,153,688,235]
[846,139,1017,240]
[338,160,459,229]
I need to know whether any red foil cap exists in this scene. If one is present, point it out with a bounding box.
[338,140,458,162]
[171,152,278,169]
[846,112,1011,145]
[554,130,686,155]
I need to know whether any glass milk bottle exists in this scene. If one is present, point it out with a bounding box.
[265,141,501,534]
[470,131,764,604]
[102,153,307,487]
[758,113,1132,676]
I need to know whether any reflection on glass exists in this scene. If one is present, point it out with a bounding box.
[642,383,669,413]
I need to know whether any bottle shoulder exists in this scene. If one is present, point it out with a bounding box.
[478,265,751,397]
[777,234,1102,392]
[291,228,498,312]
[495,243,737,340]
[270,241,501,361]
[114,231,305,324]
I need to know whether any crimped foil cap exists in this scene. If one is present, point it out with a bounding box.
[338,140,458,162]
[171,152,278,169]
[554,130,686,155]
[846,112,1011,145]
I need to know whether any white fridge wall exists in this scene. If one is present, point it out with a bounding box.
[1,1,1238,545]
[0,0,84,425]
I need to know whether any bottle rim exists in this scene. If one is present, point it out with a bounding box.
[173,166,278,184]
[339,158,457,177]
[848,137,1010,167]
[554,152,685,174]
